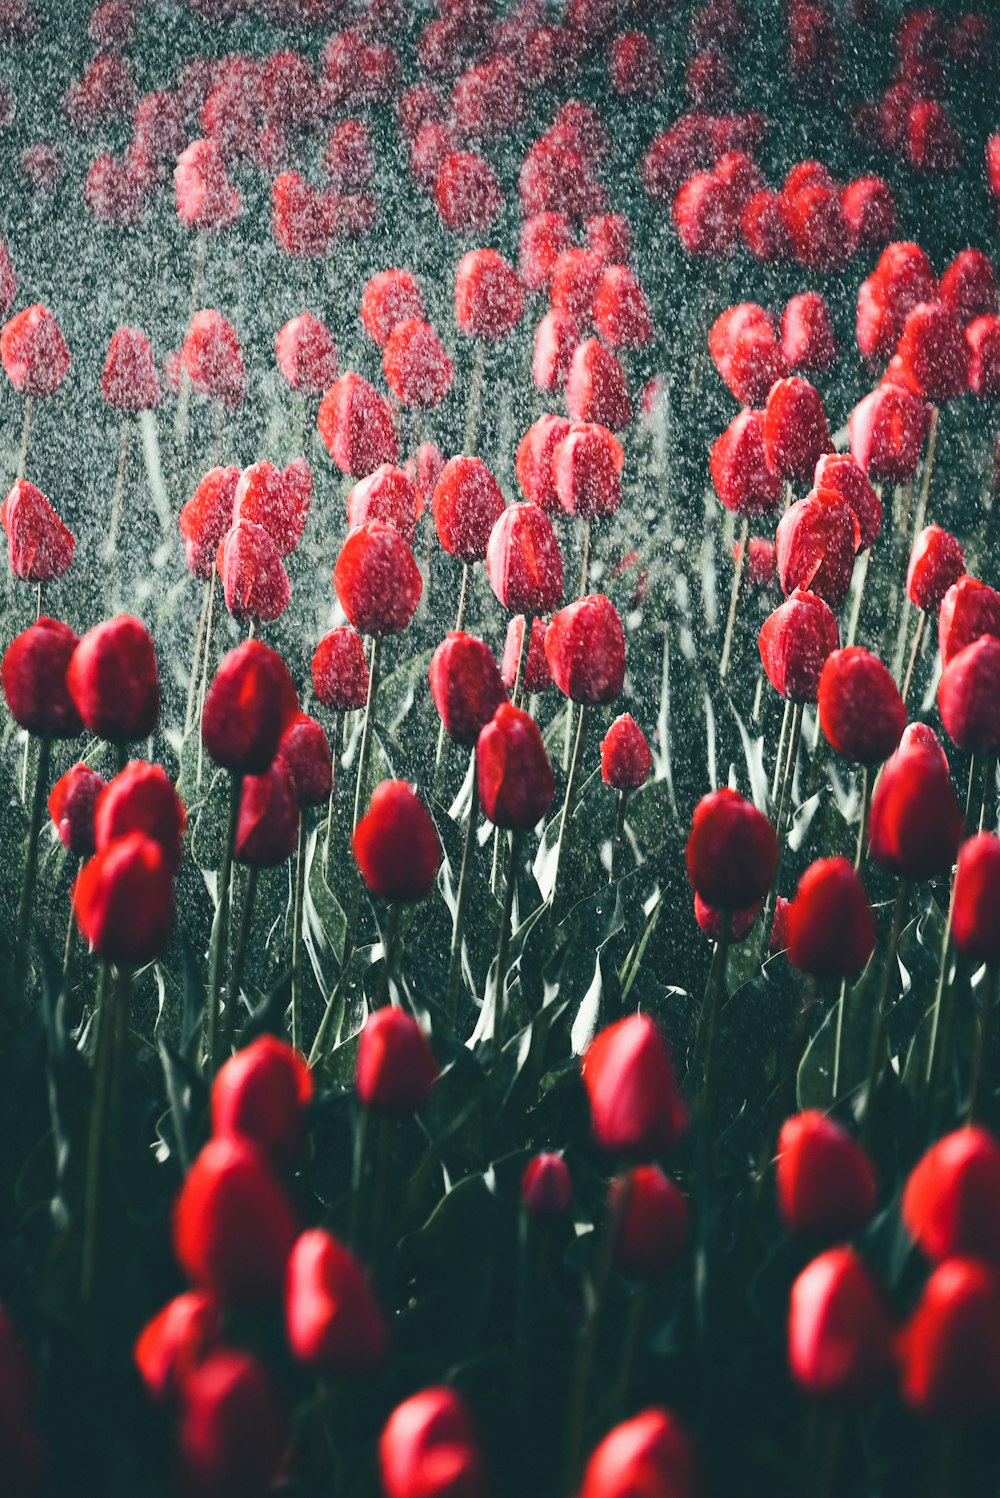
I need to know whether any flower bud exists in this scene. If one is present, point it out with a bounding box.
[217,522,291,625]
[896,300,970,401]
[762,377,833,486]
[788,1248,892,1398]
[182,309,245,408]
[776,1112,877,1238]
[813,453,882,553]
[0,303,70,397]
[673,171,738,258]
[1,479,75,584]
[516,414,571,511]
[552,422,623,519]
[593,266,653,349]
[429,632,507,746]
[550,248,603,324]
[848,385,927,482]
[686,788,778,910]
[817,648,906,764]
[275,312,337,396]
[938,635,1000,751]
[232,459,311,558]
[68,614,160,743]
[741,190,795,262]
[477,703,555,829]
[610,1166,688,1279]
[284,1229,388,1371]
[841,176,897,247]
[357,1008,438,1114]
[74,832,173,964]
[544,594,626,705]
[318,371,398,478]
[519,212,573,292]
[784,183,855,270]
[101,325,161,411]
[533,311,579,392]
[334,521,422,637]
[903,1126,1000,1265]
[235,758,298,867]
[353,780,441,901]
[134,1291,220,1404]
[346,465,421,549]
[566,337,632,431]
[486,504,563,615]
[379,1388,485,1498]
[501,616,552,695]
[952,835,1000,967]
[868,723,963,878]
[95,760,186,871]
[434,150,502,234]
[212,1035,313,1170]
[49,763,103,856]
[383,319,454,408]
[279,713,332,807]
[455,248,523,340]
[175,1349,285,1498]
[966,315,1000,398]
[897,1258,1000,1419]
[600,713,651,790]
[786,856,876,979]
[174,137,241,230]
[758,590,839,703]
[938,575,1000,665]
[521,1153,572,1218]
[581,1014,687,1156]
[2,617,82,737]
[710,409,782,517]
[179,466,240,581]
[693,894,761,943]
[201,641,298,776]
[579,1409,698,1498]
[781,292,837,373]
[312,627,369,712]
[432,457,505,563]
[361,269,424,347]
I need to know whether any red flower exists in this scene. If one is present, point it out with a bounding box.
[477,703,555,829]
[544,593,626,705]
[383,319,453,408]
[334,521,422,637]
[275,313,337,396]
[710,409,782,517]
[694,894,761,942]
[455,249,523,341]
[234,758,299,867]
[709,303,788,407]
[941,248,997,324]
[521,1153,572,1218]
[581,1013,687,1156]
[579,1409,697,1498]
[356,1008,438,1114]
[1,479,74,582]
[673,171,738,257]
[134,1291,220,1404]
[49,763,103,856]
[346,465,420,549]
[938,635,1000,751]
[813,453,882,553]
[353,780,441,901]
[405,442,444,515]
[784,184,855,271]
[903,1126,1000,1265]
[432,456,505,564]
[741,189,794,261]
[775,490,855,608]
[95,760,185,870]
[610,1167,688,1279]
[966,315,1000,398]
[848,385,927,483]
[762,377,832,486]
[73,832,173,963]
[360,269,424,348]
[380,1388,484,1498]
[532,310,579,392]
[781,292,837,373]
[232,460,311,557]
[609,30,662,96]
[101,325,160,410]
[67,614,158,742]
[486,504,564,615]
[758,589,839,702]
[279,713,332,807]
[284,1229,388,1373]
[788,1247,892,1398]
[938,575,1000,665]
[818,647,906,764]
[501,616,552,695]
[270,173,331,259]
[179,466,240,581]
[841,176,897,246]
[907,525,965,613]
[324,118,373,190]
[907,99,961,174]
[897,1259,1000,1419]
[776,1112,877,1238]
[593,266,652,348]
[600,713,651,790]
[312,627,369,712]
[212,1035,313,1171]
[587,212,631,266]
[429,632,507,745]
[566,337,632,430]
[519,212,573,292]
[552,422,623,519]
[550,248,603,324]
[868,723,964,879]
[896,300,970,401]
[182,310,245,408]
[786,856,876,979]
[174,137,242,231]
[516,414,571,512]
[434,150,502,234]
[201,640,298,776]
[217,522,291,625]
[0,304,70,396]
[318,371,398,478]
[685,787,778,910]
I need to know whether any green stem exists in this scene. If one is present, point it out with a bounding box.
[551,704,588,923]
[854,765,871,871]
[105,418,130,565]
[207,774,241,1077]
[195,571,216,791]
[926,877,957,1092]
[377,902,400,1009]
[80,963,112,1309]
[844,547,870,650]
[967,964,996,1122]
[446,754,478,1026]
[699,929,731,1146]
[491,831,518,1059]
[434,563,471,778]
[15,735,51,998]
[901,609,926,706]
[290,813,308,1052]
[464,341,485,456]
[352,637,382,833]
[511,613,532,709]
[859,880,910,1147]
[609,1282,647,1418]
[225,865,259,1041]
[16,395,33,480]
[322,713,344,879]
[609,789,629,884]
[760,701,803,955]
[719,515,748,682]
[184,576,212,737]
[578,516,592,601]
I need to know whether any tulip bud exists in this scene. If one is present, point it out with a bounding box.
[429,632,507,746]
[966,315,1000,398]
[939,633,1000,751]
[951,835,1000,967]
[710,409,782,517]
[788,1247,892,1398]
[758,590,839,703]
[693,893,761,942]
[174,137,241,230]
[519,212,574,292]
[361,269,424,347]
[67,614,159,743]
[179,466,240,581]
[501,616,552,695]
[581,1014,687,1156]
[353,780,441,901]
[201,641,298,777]
[383,319,454,408]
[784,184,855,271]
[521,1153,572,1218]
[600,714,651,790]
[212,1035,313,1170]
[74,831,173,964]
[786,857,877,979]
[593,266,653,349]
[868,723,964,878]
[486,504,564,615]
[1,479,75,584]
[941,248,998,324]
[275,312,337,396]
[686,788,778,911]
[848,385,927,482]
[346,465,421,549]
[2,617,82,738]
[776,1112,877,1238]
[182,310,245,408]
[1,303,70,397]
[551,422,623,519]
[817,648,906,764]
[101,325,161,411]
[95,760,186,871]
[938,575,1000,665]
[741,189,795,262]
[897,1258,1000,1419]
[781,292,837,373]
[216,522,291,625]
[312,627,369,712]
[673,171,738,257]
[357,1007,438,1114]
[902,1126,1000,1267]
[533,311,579,392]
[379,1388,485,1498]
[318,371,398,478]
[566,338,632,431]
[271,171,334,259]
[477,703,555,829]
[544,594,626,705]
[284,1229,388,1371]
[578,1409,698,1498]
[813,453,882,553]
[432,457,505,563]
[134,1290,221,1404]
[175,1349,285,1498]
[234,758,298,867]
[232,459,311,558]
[334,521,422,637]
[516,414,571,511]
[455,248,523,340]
[610,1166,688,1278]
[49,763,103,856]
[762,378,833,486]
[550,248,603,325]
[279,713,332,807]
[434,150,502,234]
[896,300,970,401]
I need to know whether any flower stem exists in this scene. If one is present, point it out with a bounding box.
[323,713,344,879]
[352,637,382,833]
[719,515,748,682]
[184,576,213,737]
[511,613,532,709]
[760,700,804,954]
[854,765,871,870]
[491,831,519,1058]
[551,704,588,923]
[446,753,478,1026]
[967,963,996,1122]
[105,417,130,566]
[16,395,33,480]
[434,563,471,776]
[195,573,216,791]
[225,864,259,1042]
[290,812,308,1052]
[377,901,400,1008]
[207,773,241,1077]
[464,342,485,456]
[80,962,112,1309]
[859,880,910,1146]
[15,734,51,998]
[901,609,926,705]
[609,788,629,884]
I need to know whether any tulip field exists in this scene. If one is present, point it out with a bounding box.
[4,0,1000,1494]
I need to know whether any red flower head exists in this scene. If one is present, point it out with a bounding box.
[686,787,778,910]
[101,325,161,411]
[786,856,876,979]
[353,780,441,901]
[501,616,552,695]
[868,722,963,878]
[175,1350,285,1498]
[455,249,523,341]
[429,632,507,746]
[709,303,788,407]
[587,212,631,266]
[781,292,837,373]
[519,212,574,292]
[275,312,337,396]
[73,831,173,963]
[610,1167,688,1279]
[487,504,564,615]
[841,176,897,247]
[234,758,299,867]
[907,525,965,613]
[788,1247,892,1398]
[907,99,961,174]
[521,1152,572,1218]
[212,1035,313,1171]
[938,635,1000,752]
[201,640,299,776]
[593,266,653,349]
[939,575,1000,665]
[784,184,855,271]
[895,300,970,402]
[360,270,425,349]
[217,522,291,625]
[233,460,311,558]
[710,409,782,517]
[179,466,240,580]
[741,189,795,262]
[776,1112,877,1238]
[516,414,571,512]
[324,118,373,191]
[533,311,580,392]
[346,464,420,549]
[285,1229,388,1372]
[1,304,70,396]
[434,150,502,233]
[0,238,17,321]
[566,338,632,431]
[818,648,906,764]
[813,453,882,553]
[182,310,245,408]
[49,763,103,856]
[279,713,332,808]
[552,422,623,519]
[95,760,185,871]
[2,617,81,739]
[775,490,855,608]
[897,1259,1000,1420]
[312,627,369,712]
[582,1013,687,1156]
[544,593,626,706]
[383,319,454,408]
[949,835,1000,967]
[173,1137,298,1304]
[600,712,651,790]
[318,371,398,477]
[271,171,334,258]
[550,248,604,326]
[67,614,158,743]
[579,1409,697,1498]
[133,1290,221,1404]
[694,894,761,943]
[966,315,1000,399]
[379,1388,484,1498]
[1,479,74,582]
[673,171,738,257]
[174,138,241,230]
[432,456,505,564]
[477,703,555,829]
[903,1125,1000,1265]
[941,248,998,324]
[848,385,928,483]
[356,1008,438,1115]
[758,589,839,703]
[333,521,422,637]
[762,377,833,486]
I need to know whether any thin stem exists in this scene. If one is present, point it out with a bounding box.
[854,765,871,871]
[434,564,471,775]
[609,789,629,884]
[551,704,588,923]
[463,341,485,456]
[352,637,382,832]
[290,813,308,1053]
[719,516,748,682]
[184,576,212,737]
[491,831,518,1058]
[859,880,910,1146]
[511,614,532,709]
[195,572,216,791]
[15,735,51,997]
[926,877,957,1091]
[760,701,804,954]
[901,610,926,706]
[80,963,112,1308]
[105,418,130,564]
[209,398,224,467]
[377,902,400,1009]
[578,516,592,601]
[844,547,870,650]
[207,773,242,1077]
[979,751,997,834]
[16,395,34,479]
[609,1282,647,1418]
[323,713,344,879]
[62,876,77,987]
[967,964,996,1122]
[771,697,791,802]
[225,864,259,1039]
[446,754,478,1026]
[699,929,731,1146]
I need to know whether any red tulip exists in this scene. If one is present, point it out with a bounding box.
[741,189,795,261]
[174,1137,297,1304]
[234,758,298,867]
[284,1229,388,1371]
[781,292,837,373]
[938,575,1000,665]
[134,1291,221,1404]
[784,183,855,271]
[101,325,161,410]
[318,371,398,478]
[578,1409,698,1498]
[775,491,855,608]
[762,378,832,486]
[907,99,961,174]
[600,713,651,790]
[405,442,444,515]
[786,857,877,979]
[486,504,563,614]
[0,238,16,320]
[182,310,244,408]
[0,304,70,396]
[897,1258,1000,1419]
[434,149,502,234]
[593,266,653,349]
[848,385,927,483]
[610,1166,688,1278]
[312,627,369,712]
[201,640,298,776]
[776,1112,877,1238]
[673,171,738,257]
[334,521,422,637]
[715,150,765,212]
[232,460,311,557]
[868,723,964,878]
[966,315,1000,398]
[275,312,337,396]
[346,465,421,548]
[73,832,173,963]
[383,319,454,407]
[566,338,632,431]
[67,614,158,743]
[477,703,555,829]
[903,1127,1000,1265]
[709,303,787,407]
[212,1035,313,1170]
[353,780,441,901]
[710,409,782,517]
[516,414,571,511]
[788,1247,892,1397]
[49,763,103,856]
[938,635,1000,751]
[758,589,839,702]
[279,713,332,807]
[817,648,906,764]
[95,760,185,870]
[501,616,552,695]
[271,172,333,259]
[609,30,662,96]
[360,269,425,348]
[550,248,603,325]
[552,422,623,519]
[179,466,240,581]
[895,300,970,402]
[175,1348,285,1498]
[324,118,373,190]
[455,249,523,341]
[1,479,73,583]
[217,522,290,625]
[174,138,241,230]
[432,456,505,563]
[379,1388,484,1498]
[685,788,778,910]
[519,213,574,292]
[841,175,897,246]
[429,632,507,746]
[532,311,579,392]
[907,525,965,613]
[521,1153,572,1218]
[813,454,882,553]
[581,1013,687,1156]
[356,1007,438,1114]
[544,594,626,706]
